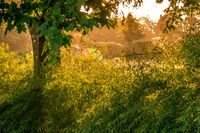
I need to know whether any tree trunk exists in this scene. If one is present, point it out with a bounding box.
[29,25,47,90]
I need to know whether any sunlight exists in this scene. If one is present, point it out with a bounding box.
[119,0,169,21]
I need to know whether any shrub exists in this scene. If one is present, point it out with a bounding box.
[0,44,41,133]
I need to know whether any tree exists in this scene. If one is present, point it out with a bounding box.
[0,0,143,89]
[0,0,199,89]
[155,12,200,42]
[138,17,156,40]
[162,0,200,31]
[123,13,144,42]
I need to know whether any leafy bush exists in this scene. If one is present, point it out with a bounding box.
[0,43,32,96]
[181,32,200,68]
[0,44,41,133]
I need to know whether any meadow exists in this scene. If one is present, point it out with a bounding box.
[0,32,200,133]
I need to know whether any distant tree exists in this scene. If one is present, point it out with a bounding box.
[139,17,156,40]
[155,12,200,42]
[123,13,145,42]
[154,14,169,36]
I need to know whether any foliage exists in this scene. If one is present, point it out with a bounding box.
[154,14,200,42]
[163,0,200,31]
[123,13,145,42]
[0,0,142,65]
[0,0,198,65]
[0,44,41,132]
[180,32,200,68]
[0,32,200,132]
[0,44,32,91]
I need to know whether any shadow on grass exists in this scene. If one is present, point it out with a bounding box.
[0,89,42,133]
[77,68,200,133]
[41,86,80,133]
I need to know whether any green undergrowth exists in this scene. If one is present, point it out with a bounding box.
[0,33,200,133]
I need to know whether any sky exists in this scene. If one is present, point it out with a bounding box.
[118,0,169,22]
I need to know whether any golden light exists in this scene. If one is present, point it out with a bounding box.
[119,0,170,22]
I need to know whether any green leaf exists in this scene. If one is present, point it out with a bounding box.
[16,24,26,33]
[62,35,72,46]
[38,21,49,36]
[52,4,61,16]
[45,26,58,39]
[65,22,75,31]
[51,37,62,51]
[79,16,89,25]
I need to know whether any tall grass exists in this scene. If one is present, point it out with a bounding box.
[0,33,200,132]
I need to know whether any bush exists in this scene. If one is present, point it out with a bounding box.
[0,43,32,94]
[0,44,41,133]
[181,32,200,68]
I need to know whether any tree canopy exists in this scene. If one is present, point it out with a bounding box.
[163,0,200,30]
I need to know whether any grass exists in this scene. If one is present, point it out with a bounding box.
[0,32,200,132]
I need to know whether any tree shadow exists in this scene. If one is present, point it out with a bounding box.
[0,89,42,133]
[77,66,200,133]
[40,85,82,133]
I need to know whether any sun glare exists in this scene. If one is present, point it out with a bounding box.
[119,0,169,22]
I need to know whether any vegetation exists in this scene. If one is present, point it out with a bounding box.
[0,0,199,81]
[0,31,200,132]
[0,0,142,84]
[0,0,200,132]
